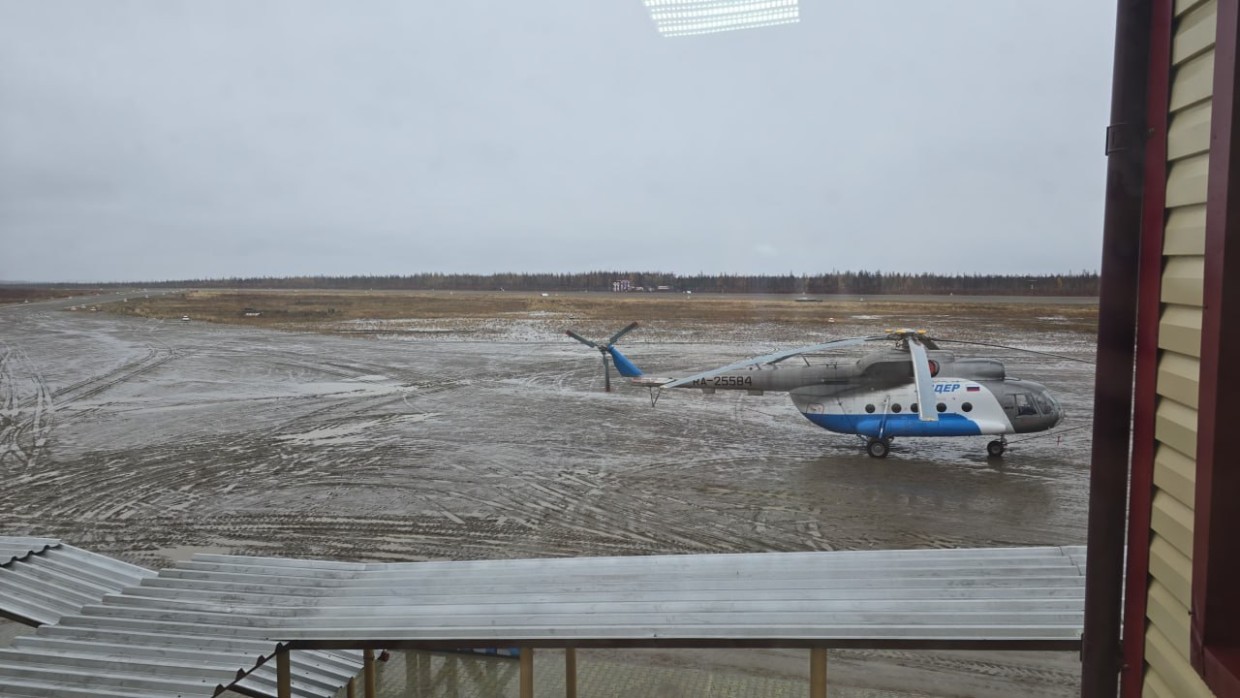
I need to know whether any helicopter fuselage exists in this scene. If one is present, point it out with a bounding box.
[788,378,1061,438]
[584,327,1069,457]
[651,349,1063,438]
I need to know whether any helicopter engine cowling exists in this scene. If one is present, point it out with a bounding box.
[947,358,1006,381]
[858,349,956,385]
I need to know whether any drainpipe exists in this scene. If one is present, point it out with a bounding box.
[1082,1,1154,697]
[1119,0,1173,694]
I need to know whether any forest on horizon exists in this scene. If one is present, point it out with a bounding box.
[6,271,1100,296]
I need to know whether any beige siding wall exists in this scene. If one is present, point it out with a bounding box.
[1144,0,1215,695]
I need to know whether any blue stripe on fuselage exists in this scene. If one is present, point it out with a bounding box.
[802,413,983,437]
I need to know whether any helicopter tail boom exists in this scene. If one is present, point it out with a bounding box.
[607,346,644,377]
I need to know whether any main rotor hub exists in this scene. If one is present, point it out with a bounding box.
[884,328,940,351]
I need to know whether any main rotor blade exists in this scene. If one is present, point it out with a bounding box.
[608,321,640,346]
[907,337,939,423]
[660,335,885,390]
[928,337,1094,364]
[603,354,612,392]
[566,330,598,348]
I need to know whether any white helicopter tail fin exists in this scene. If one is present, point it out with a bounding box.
[907,337,939,422]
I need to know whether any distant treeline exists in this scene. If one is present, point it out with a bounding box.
[31,271,1099,296]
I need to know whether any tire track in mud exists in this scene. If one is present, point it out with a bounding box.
[0,343,55,471]
[5,329,1089,564]
[129,513,581,563]
[52,343,182,406]
[837,649,1079,689]
[0,345,22,467]
[0,309,1095,698]
[7,436,843,562]
[529,394,1077,553]
[391,437,848,557]
[496,471,717,556]
[4,448,196,524]
[0,337,506,535]
[436,372,925,555]
[7,322,1093,540]
[256,370,486,442]
[51,345,159,400]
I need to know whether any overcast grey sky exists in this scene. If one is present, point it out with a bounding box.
[1,2,1116,283]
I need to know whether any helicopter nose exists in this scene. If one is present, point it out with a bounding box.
[1043,387,1064,426]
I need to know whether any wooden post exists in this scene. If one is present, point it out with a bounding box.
[276,646,291,698]
[346,677,355,698]
[566,647,577,698]
[810,648,828,698]
[405,650,419,696]
[520,648,534,698]
[444,655,459,695]
[364,649,377,698]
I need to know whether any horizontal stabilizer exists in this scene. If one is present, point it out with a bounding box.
[630,376,675,387]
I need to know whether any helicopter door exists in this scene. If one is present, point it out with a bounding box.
[1013,393,1039,417]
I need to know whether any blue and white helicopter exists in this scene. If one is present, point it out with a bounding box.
[567,324,1065,458]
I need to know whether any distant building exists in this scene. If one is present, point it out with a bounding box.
[612,280,632,292]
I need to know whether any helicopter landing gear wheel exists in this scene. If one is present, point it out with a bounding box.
[987,439,1006,458]
[866,438,890,458]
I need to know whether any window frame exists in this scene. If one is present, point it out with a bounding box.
[1191,1,1240,693]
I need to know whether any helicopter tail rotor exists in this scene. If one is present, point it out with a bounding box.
[566,323,643,392]
[608,321,640,346]
[565,330,598,349]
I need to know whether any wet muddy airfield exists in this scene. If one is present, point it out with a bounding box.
[0,294,1097,696]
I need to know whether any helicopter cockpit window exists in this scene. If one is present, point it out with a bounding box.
[1034,393,1056,415]
[1014,393,1039,416]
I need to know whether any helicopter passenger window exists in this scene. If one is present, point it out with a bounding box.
[865,404,876,414]
[910,403,918,413]
[962,402,973,412]
[1014,393,1038,416]
[891,403,902,413]
[936,402,947,413]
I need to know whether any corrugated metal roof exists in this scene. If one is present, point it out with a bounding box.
[0,537,58,566]
[0,538,154,626]
[0,537,362,698]
[143,545,1086,648]
[0,539,1085,696]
